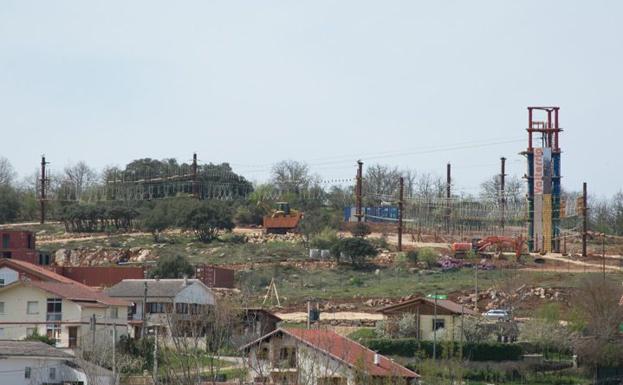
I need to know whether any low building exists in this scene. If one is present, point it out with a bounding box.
[0,230,43,265]
[241,327,419,385]
[105,278,216,338]
[377,297,477,341]
[0,278,129,348]
[0,340,114,385]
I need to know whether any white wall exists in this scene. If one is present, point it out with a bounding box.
[0,357,69,385]
[175,282,215,305]
[0,267,19,286]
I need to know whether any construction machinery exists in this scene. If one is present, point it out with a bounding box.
[452,236,525,259]
[263,202,303,234]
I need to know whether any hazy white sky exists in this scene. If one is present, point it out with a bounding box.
[1,1,621,195]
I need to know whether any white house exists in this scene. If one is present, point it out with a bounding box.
[0,340,114,385]
[0,279,129,349]
[241,328,419,385]
[105,278,216,338]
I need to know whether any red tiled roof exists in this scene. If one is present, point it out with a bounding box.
[378,297,478,316]
[243,328,418,379]
[27,280,129,307]
[0,259,76,284]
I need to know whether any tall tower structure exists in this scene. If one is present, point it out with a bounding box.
[524,107,562,253]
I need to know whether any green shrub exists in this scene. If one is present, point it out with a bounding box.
[348,328,378,341]
[219,232,248,244]
[349,276,364,287]
[406,250,419,264]
[418,247,439,268]
[349,222,371,237]
[361,338,523,361]
[310,228,339,250]
[331,237,378,266]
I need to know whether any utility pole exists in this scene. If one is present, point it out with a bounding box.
[141,281,148,338]
[112,323,117,385]
[153,327,158,385]
[446,163,451,233]
[191,152,199,199]
[433,295,438,361]
[474,266,479,312]
[582,182,588,257]
[602,234,606,280]
[39,155,48,224]
[307,301,311,329]
[500,157,506,232]
[398,176,404,251]
[460,303,464,361]
[355,160,363,223]
[90,314,96,351]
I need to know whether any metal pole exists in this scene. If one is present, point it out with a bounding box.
[40,155,47,224]
[433,296,437,361]
[91,314,96,351]
[307,301,311,329]
[460,303,464,361]
[192,152,198,199]
[474,266,479,312]
[356,160,363,223]
[446,163,451,233]
[500,157,506,232]
[582,182,588,257]
[112,323,117,385]
[142,281,148,338]
[398,176,404,251]
[602,234,606,280]
[153,327,158,385]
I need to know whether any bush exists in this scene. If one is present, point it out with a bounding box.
[418,247,439,268]
[362,338,524,361]
[149,255,194,279]
[331,237,378,266]
[349,276,364,287]
[23,330,55,346]
[182,201,234,243]
[310,228,339,250]
[219,233,247,244]
[348,328,378,341]
[349,222,371,237]
[406,250,419,264]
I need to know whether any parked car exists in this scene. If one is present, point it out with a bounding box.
[482,309,511,321]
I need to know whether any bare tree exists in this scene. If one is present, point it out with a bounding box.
[571,276,623,370]
[271,160,311,194]
[479,174,524,206]
[0,157,16,186]
[63,161,98,201]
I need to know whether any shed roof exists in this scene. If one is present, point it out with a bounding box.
[0,340,73,359]
[378,297,478,316]
[105,279,209,298]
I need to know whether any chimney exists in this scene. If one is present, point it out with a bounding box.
[373,353,380,366]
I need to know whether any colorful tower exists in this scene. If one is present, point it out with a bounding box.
[524,107,562,253]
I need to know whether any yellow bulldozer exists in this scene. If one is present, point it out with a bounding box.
[263,202,303,234]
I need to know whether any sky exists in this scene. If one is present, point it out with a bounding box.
[0,1,621,196]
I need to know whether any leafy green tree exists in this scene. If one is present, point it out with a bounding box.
[331,237,378,266]
[142,201,174,242]
[349,222,371,238]
[149,255,194,279]
[0,185,20,223]
[182,201,234,243]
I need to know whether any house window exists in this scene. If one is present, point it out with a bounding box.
[27,234,33,249]
[27,301,39,314]
[0,278,4,287]
[49,367,56,380]
[46,298,62,321]
[257,344,269,360]
[110,307,118,319]
[0,302,4,313]
[0,328,4,337]
[147,302,166,314]
[278,347,297,368]
[46,324,61,345]
[176,303,189,314]
[433,318,445,331]
[2,234,9,249]
[24,367,31,379]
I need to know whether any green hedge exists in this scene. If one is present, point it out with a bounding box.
[362,338,523,362]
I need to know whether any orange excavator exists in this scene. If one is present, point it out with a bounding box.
[452,235,525,259]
